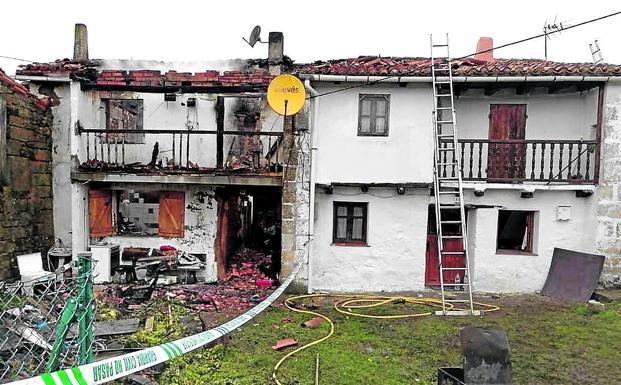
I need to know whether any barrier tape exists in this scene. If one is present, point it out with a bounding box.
[9,265,301,385]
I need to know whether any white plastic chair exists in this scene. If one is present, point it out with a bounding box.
[16,253,55,295]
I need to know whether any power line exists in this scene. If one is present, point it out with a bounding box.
[0,55,34,63]
[306,10,621,100]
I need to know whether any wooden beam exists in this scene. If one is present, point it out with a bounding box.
[216,96,225,168]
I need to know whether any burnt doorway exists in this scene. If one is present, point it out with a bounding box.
[424,204,467,287]
[215,186,281,281]
[487,104,527,181]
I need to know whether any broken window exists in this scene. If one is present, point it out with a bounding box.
[88,189,185,238]
[496,210,535,254]
[0,96,6,183]
[358,94,390,136]
[333,202,368,245]
[117,190,161,236]
[104,99,144,144]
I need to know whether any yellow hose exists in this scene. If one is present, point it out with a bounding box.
[272,294,500,385]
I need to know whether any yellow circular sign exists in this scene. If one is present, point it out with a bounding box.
[267,74,306,116]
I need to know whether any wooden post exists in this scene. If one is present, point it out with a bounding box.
[216,96,225,168]
[594,83,605,183]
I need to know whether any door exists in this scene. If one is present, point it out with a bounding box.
[487,104,527,181]
[424,205,466,286]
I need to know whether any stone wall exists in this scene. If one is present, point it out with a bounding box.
[0,81,54,279]
[280,103,312,288]
[597,83,621,286]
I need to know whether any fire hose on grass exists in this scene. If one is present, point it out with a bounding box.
[272,294,500,385]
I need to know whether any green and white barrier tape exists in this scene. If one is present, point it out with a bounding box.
[9,265,301,385]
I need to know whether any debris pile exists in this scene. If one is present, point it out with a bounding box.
[158,249,275,312]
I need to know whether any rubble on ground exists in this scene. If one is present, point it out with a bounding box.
[155,249,275,312]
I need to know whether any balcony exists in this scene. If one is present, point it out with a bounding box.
[449,139,598,184]
[72,128,285,186]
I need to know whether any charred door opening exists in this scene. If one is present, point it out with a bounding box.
[214,186,281,281]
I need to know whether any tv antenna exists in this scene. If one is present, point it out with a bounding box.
[543,15,571,60]
[590,40,604,63]
[242,25,267,48]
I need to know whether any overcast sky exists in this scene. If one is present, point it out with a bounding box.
[1,1,620,75]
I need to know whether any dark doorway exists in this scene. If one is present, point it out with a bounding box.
[424,204,466,286]
[215,187,281,281]
[487,104,527,181]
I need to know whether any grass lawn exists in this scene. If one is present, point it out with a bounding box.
[157,293,621,385]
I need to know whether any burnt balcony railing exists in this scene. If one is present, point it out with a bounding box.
[77,128,284,173]
[448,139,598,184]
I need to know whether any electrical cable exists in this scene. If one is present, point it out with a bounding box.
[272,293,500,385]
[305,10,621,101]
[0,55,34,63]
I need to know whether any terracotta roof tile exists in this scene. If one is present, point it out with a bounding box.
[296,56,621,77]
[0,68,49,109]
[16,59,85,76]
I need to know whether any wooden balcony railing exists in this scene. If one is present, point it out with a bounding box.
[449,139,598,184]
[77,128,284,172]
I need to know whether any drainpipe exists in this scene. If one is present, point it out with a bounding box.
[304,78,319,293]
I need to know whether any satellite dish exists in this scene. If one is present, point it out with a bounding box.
[243,26,263,47]
[267,75,306,116]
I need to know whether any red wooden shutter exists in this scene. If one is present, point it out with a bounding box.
[89,190,113,237]
[159,191,185,238]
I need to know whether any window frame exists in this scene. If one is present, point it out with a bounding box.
[103,98,145,144]
[357,94,390,137]
[332,202,368,246]
[496,210,536,255]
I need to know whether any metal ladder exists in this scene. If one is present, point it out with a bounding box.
[430,34,479,316]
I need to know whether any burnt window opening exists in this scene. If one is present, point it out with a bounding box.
[358,94,390,136]
[117,190,161,236]
[0,97,6,184]
[496,210,535,254]
[88,189,185,238]
[104,99,144,144]
[333,202,368,245]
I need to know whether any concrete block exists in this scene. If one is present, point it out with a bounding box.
[281,234,296,253]
[281,219,296,235]
[281,203,295,219]
[598,185,614,201]
[461,326,512,385]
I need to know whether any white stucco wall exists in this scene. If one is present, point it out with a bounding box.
[456,88,598,140]
[310,186,431,292]
[42,82,74,246]
[464,189,597,293]
[312,83,434,184]
[310,186,597,293]
[74,91,280,168]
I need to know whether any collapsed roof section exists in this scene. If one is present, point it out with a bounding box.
[16,59,274,92]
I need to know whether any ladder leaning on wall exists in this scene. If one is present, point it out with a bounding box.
[430,34,479,316]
